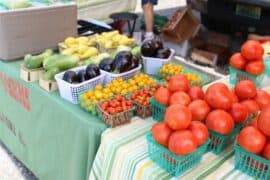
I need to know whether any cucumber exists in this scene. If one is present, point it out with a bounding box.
[44,54,79,71]
[44,67,60,81]
[24,49,54,69]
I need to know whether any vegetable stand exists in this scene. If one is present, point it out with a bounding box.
[0,60,106,180]
[89,78,270,180]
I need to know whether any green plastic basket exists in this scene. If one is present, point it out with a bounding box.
[264,58,270,77]
[229,66,265,87]
[208,125,241,154]
[146,133,210,177]
[150,98,167,121]
[234,143,270,179]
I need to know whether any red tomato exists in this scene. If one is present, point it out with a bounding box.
[228,91,239,103]
[168,130,198,156]
[206,110,234,135]
[169,91,191,106]
[241,100,260,117]
[151,122,173,147]
[154,87,171,106]
[248,117,258,127]
[230,103,248,124]
[235,80,257,100]
[229,53,247,70]
[188,100,210,122]
[205,83,232,110]
[245,60,265,75]
[207,83,230,91]
[188,86,204,100]
[165,104,192,130]
[263,142,270,160]
[241,40,264,61]
[254,90,270,110]
[168,74,190,93]
[237,126,266,154]
[188,121,209,146]
[258,107,270,137]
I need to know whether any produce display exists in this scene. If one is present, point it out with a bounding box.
[60,36,99,60]
[97,95,134,127]
[230,40,265,76]
[94,31,135,49]
[62,64,100,84]
[16,28,270,178]
[151,73,270,155]
[79,74,156,115]
[141,39,171,59]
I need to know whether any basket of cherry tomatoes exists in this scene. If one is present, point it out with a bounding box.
[97,95,134,127]
[130,84,163,118]
[131,89,152,118]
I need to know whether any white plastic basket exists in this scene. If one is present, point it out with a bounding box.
[101,64,142,84]
[55,66,105,104]
[142,49,175,75]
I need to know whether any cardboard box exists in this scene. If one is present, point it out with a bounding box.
[160,8,200,43]
[0,3,77,61]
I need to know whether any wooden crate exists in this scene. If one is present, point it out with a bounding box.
[39,75,58,92]
[161,8,200,43]
[191,48,218,67]
[20,64,44,83]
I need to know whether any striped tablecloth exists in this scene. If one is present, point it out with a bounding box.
[89,118,254,180]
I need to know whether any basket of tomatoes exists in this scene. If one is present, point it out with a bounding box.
[130,84,162,118]
[147,120,210,177]
[229,40,265,87]
[131,89,152,118]
[234,106,270,179]
[97,95,134,127]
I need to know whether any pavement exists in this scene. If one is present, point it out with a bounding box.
[0,1,186,179]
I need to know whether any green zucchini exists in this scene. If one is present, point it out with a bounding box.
[44,67,61,81]
[44,54,79,71]
[24,49,54,69]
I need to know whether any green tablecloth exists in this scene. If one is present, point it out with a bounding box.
[0,60,106,180]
